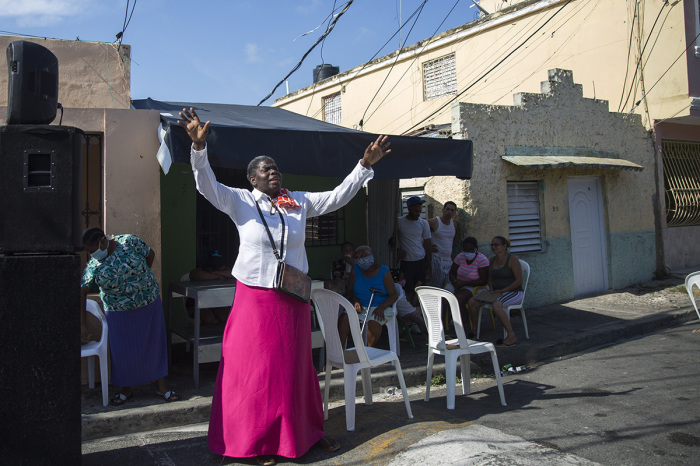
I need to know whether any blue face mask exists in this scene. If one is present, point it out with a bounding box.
[355,254,374,271]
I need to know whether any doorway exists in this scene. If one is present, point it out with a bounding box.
[568,177,608,296]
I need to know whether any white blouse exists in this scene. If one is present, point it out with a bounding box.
[191,144,374,288]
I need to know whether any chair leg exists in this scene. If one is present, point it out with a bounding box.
[476,307,483,339]
[521,308,529,339]
[344,369,358,431]
[98,353,109,407]
[487,345,507,406]
[387,318,399,357]
[425,350,434,402]
[361,367,373,405]
[406,325,415,348]
[445,352,457,410]
[87,355,95,389]
[393,358,413,419]
[323,361,332,420]
[460,354,470,395]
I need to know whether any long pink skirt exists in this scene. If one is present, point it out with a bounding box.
[207,282,324,458]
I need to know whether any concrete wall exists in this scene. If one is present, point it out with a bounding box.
[275,0,691,133]
[0,36,130,110]
[451,69,656,307]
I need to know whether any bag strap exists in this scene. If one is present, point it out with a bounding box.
[255,199,285,261]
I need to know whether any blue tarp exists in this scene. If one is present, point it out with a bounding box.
[132,98,472,180]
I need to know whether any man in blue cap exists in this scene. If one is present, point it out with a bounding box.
[394,196,432,302]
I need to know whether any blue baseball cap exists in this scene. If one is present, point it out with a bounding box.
[406,196,425,207]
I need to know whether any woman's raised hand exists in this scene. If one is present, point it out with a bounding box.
[361,135,391,168]
[178,107,210,150]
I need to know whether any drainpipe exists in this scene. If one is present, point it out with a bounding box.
[650,123,667,278]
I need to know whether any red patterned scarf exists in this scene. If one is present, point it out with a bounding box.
[274,189,301,210]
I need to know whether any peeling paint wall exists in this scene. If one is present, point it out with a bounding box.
[451,69,656,306]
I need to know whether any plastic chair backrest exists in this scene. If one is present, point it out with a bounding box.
[685,271,700,320]
[519,259,531,298]
[84,299,108,346]
[311,289,369,365]
[415,286,467,348]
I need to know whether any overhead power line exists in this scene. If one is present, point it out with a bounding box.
[402,0,573,135]
[361,0,461,129]
[257,0,355,106]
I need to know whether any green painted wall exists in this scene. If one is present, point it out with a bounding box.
[608,230,655,288]
[160,163,197,330]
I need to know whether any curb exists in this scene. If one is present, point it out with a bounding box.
[81,306,698,442]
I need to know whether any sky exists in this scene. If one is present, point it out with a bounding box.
[0,0,481,106]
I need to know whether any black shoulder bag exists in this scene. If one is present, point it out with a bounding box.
[256,200,312,303]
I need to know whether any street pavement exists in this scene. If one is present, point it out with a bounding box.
[80,274,700,465]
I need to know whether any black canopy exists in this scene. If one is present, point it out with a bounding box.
[132,98,472,180]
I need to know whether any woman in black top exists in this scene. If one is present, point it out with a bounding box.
[466,236,523,346]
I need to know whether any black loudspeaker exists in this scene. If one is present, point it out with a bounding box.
[0,125,84,254]
[6,40,59,125]
[0,254,81,464]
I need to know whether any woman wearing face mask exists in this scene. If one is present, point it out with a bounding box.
[447,237,489,328]
[80,227,179,406]
[342,245,398,347]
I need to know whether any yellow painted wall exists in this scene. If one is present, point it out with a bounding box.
[275,0,690,133]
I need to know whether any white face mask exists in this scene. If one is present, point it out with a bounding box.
[90,235,112,261]
[355,254,374,271]
[464,252,477,261]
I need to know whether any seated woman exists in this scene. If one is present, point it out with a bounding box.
[340,245,398,347]
[446,237,489,327]
[184,250,234,325]
[466,236,523,347]
[393,271,428,335]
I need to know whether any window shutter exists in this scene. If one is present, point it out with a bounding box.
[323,93,341,124]
[507,182,541,252]
[423,53,457,101]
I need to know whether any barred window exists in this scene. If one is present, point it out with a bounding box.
[423,53,457,101]
[507,181,542,253]
[663,140,700,227]
[306,208,345,246]
[323,93,342,124]
[400,189,427,219]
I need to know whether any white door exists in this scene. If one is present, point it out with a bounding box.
[568,177,608,296]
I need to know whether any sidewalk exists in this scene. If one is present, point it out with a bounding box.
[81,274,699,442]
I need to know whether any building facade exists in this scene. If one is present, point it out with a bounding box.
[275,0,700,306]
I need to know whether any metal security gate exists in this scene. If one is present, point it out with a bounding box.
[662,140,700,227]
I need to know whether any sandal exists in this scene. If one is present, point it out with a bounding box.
[495,338,517,347]
[157,390,180,402]
[256,456,276,465]
[314,436,341,452]
[110,393,133,406]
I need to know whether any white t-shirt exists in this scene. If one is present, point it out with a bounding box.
[397,215,431,261]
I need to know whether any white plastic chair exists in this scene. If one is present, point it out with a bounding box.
[415,286,506,410]
[311,288,413,431]
[476,259,531,340]
[81,299,109,406]
[685,271,700,321]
